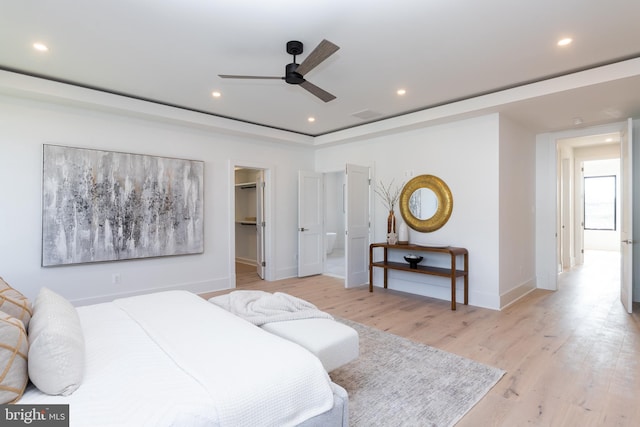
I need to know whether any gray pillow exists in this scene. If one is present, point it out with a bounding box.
[0,311,29,403]
[28,287,85,396]
[0,277,32,328]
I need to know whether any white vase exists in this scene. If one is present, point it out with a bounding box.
[398,221,409,244]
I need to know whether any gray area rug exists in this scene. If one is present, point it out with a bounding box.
[331,319,505,427]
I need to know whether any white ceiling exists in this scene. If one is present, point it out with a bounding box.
[1,0,640,137]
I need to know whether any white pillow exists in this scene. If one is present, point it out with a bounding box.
[28,287,85,396]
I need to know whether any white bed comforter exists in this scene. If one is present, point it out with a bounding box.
[20,290,334,427]
[209,290,334,326]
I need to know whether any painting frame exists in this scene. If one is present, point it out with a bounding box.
[41,144,204,267]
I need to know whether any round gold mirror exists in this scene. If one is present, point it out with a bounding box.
[399,174,453,232]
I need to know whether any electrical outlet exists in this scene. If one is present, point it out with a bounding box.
[112,273,121,284]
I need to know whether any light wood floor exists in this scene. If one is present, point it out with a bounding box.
[204,253,640,426]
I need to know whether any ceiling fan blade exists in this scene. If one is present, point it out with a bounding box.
[296,39,340,76]
[299,80,336,102]
[218,74,283,80]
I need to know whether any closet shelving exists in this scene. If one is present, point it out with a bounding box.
[235,182,257,225]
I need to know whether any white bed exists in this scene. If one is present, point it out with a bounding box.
[19,290,348,427]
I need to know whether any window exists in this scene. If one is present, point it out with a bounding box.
[583,175,616,230]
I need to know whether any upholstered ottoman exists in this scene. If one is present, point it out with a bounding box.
[208,290,359,372]
[261,318,359,372]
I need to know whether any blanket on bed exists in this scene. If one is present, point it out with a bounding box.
[209,290,333,326]
[114,291,334,427]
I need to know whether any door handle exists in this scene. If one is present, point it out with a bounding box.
[622,239,633,244]
[299,227,308,232]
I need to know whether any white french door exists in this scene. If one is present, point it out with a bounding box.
[345,164,370,287]
[297,171,324,277]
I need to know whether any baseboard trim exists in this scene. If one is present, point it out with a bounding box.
[500,279,536,309]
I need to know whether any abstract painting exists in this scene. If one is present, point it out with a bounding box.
[42,145,204,266]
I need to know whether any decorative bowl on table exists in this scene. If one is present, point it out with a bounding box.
[403,254,423,269]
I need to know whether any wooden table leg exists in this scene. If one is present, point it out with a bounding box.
[464,252,469,305]
[451,254,457,310]
[383,247,388,289]
[369,245,373,292]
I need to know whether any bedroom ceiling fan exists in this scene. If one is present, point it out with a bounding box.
[218,39,340,102]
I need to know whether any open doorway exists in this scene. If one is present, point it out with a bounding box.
[547,120,634,313]
[570,157,621,303]
[557,132,620,272]
[557,132,621,297]
[234,167,267,283]
[537,120,635,312]
[298,164,370,287]
[324,171,345,278]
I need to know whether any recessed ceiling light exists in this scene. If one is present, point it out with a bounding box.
[557,38,572,47]
[573,117,583,125]
[33,42,48,52]
[605,138,613,142]
[396,89,406,96]
[308,117,316,123]
[211,91,221,98]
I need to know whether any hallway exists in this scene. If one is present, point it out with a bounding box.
[560,249,621,308]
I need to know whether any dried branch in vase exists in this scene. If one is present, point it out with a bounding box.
[374,179,404,211]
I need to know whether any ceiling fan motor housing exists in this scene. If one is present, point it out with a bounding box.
[285,63,305,85]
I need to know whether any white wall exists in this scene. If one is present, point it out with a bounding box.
[0,89,313,304]
[535,131,559,290]
[315,114,503,309]
[498,116,537,306]
[0,74,524,310]
[7,72,620,310]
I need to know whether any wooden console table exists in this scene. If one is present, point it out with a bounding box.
[369,243,469,310]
